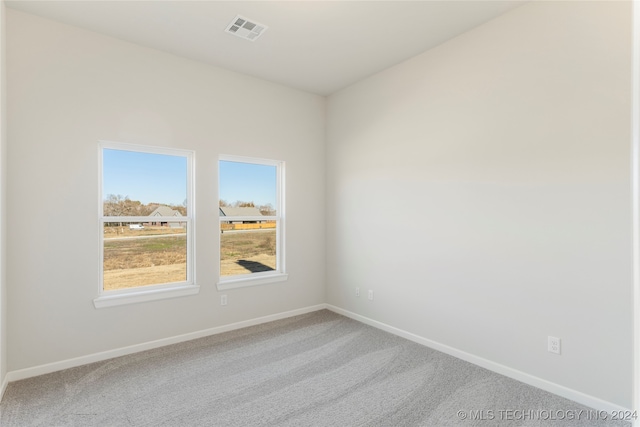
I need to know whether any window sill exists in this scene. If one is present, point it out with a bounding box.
[94,284,200,308]
[217,273,288,290]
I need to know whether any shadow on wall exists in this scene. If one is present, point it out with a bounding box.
[237,260,275,273]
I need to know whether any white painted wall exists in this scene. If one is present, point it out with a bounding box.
[0,0,7,394]
[634,0,640,419]
[6,10,325,371]
[326,1,632,408]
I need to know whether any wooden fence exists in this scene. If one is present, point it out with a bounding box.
[220,222,276,231]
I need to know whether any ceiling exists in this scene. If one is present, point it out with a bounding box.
[6,1,526,95]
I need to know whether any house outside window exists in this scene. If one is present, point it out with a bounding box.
[218,155,287,289]
[95,141,197,308]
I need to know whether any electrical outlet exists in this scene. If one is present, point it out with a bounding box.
[548,336,561,354]
[368,290,374,301]
[221,295,228,306]
[356,287,360,297]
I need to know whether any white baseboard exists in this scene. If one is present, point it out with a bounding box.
[0,373,7,401]
[325,304,630,414]
[3,302,629,415]
[5,304,327,385]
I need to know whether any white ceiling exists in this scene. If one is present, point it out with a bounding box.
[6,1,526,95]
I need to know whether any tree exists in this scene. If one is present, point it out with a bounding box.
[103,194,153,218]
[234,201,255,208]
[258,203,275,216]
[104,194,129,217]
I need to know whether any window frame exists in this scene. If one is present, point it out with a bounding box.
[94,141,198,308]
[217,154,287,290]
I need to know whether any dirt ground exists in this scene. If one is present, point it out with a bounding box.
[103,229,277,290]
[104,254,276,290]
[220,253,276,276]
[103,264,186,291]
[220,229,276,272]
[104,225,186,237]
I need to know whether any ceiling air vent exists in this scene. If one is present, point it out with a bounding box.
[225,15,268,42]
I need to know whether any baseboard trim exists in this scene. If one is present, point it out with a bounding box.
[325,304,629,414]
[0,373,8,401]
[4,303,627,414]
[5,304,328,384]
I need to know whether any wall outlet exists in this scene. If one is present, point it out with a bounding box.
[356,287,360,297]
[548,336,561,354]
[368,290,374,301]
[221,295,228,306]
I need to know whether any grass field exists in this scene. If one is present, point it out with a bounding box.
[220,229,276,276]
[104,225,185,238]
[103,226,276,290]
[103,232,187,290]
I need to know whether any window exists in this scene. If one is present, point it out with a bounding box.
[218,155,287,289]
[95,141,197,308]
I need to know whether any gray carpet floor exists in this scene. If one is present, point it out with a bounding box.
[0,310,631,426]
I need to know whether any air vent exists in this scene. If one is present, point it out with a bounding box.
[225,15,268,42]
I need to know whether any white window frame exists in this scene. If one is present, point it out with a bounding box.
[217,154,287,290]
[94,141,198,308]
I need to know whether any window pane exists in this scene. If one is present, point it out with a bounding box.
[103,222,187,290]
[220,221,276,277]
[103,149,188,216]
[219,160,277,216]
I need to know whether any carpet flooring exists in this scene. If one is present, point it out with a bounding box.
[0,310,632,426]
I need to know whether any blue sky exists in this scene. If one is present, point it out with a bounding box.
[219,160,276,207]
[103,150,276,207]
[103,149,187,206]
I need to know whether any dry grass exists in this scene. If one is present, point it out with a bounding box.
[103,264,186,291]
[103,235,186,270]
[103,225,186,238]
[220,230,276,260]
[220,254,276,276]
[103,233,186,290]
[220,230,276,276]
[103,229,277,290]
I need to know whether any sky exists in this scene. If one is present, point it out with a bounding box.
[103,150,276,207]
[219,160,276,207]
[103,149,187,206]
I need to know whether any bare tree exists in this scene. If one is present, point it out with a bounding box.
[258,203,275,216]
[104,194,129,216]
[234,201,255,208]
[104,194,153,218]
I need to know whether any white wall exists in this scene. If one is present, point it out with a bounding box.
[6,10,325,372]
[0,0,7,395]
[326,1,632,408]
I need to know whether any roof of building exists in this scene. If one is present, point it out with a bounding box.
[149,206,183,217]
[219,206,262,217]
